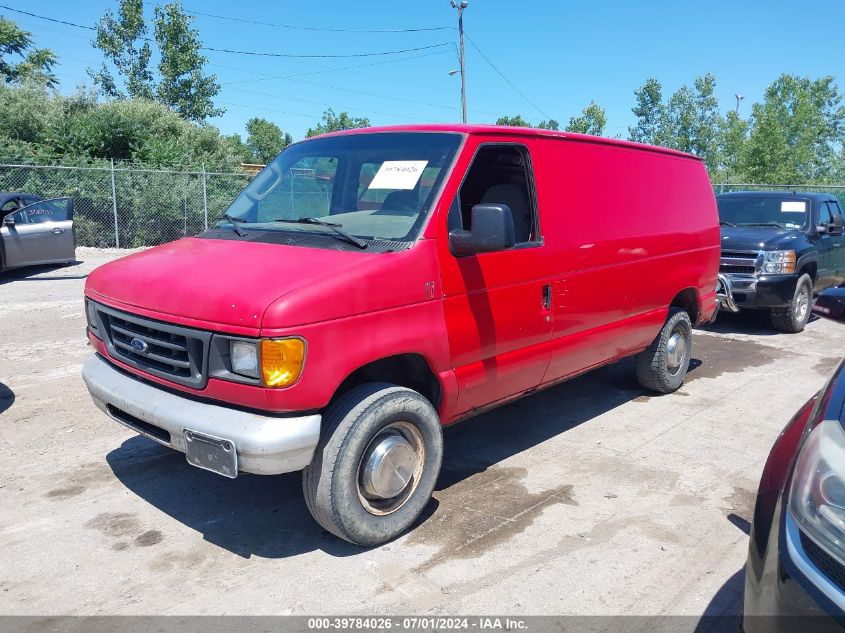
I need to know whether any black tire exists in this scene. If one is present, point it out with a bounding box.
[635,307,693,394]
[302,382,443,546]
[770,273,812,333]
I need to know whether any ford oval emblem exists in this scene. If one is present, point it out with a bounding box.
[130,337,149,353]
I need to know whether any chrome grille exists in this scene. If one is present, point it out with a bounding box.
[719,249,759,275]
[93,303,210,388]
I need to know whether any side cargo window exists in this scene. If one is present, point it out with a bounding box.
[449,144,540,246]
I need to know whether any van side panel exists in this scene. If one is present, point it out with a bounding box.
[531,137,719,384]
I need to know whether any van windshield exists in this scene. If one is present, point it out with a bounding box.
[717,196,808,230]
[221,132,462,244]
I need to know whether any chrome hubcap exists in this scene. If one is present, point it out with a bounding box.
[795,288,809,322]
[665,330,687,374]
[361,433,417,499]
[357,421,425,516]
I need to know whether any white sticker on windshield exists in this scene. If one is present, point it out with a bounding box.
[781,201,807,213]
[368,160,428,190]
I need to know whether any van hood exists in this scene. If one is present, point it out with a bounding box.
[85,237,436,333]
[720,225,808,252]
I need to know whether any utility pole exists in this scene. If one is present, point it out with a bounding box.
[450,1,468,123]
[734,94,745,114]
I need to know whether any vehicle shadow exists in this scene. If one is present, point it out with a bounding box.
[0,381,14,415]
[105,356,689,560]
[0,261,86,284]
[704,309,820,336]
[693,568,744,633]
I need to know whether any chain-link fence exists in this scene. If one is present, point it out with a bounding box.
[0,162,253,248]
[3,163,845,249]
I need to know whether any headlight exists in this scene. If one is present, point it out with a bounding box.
[260,338,306,388]
[85,299,98,333]
[788,419,845,564]
[761,250,796,274]
[230,340,259,378]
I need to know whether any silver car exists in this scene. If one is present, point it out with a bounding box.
[0,193,75,272]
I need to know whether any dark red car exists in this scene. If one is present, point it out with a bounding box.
[744,286,845,630]
[81,125,719,545]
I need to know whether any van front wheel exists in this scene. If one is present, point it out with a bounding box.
[302,382,443,546]
[635,308,692,394]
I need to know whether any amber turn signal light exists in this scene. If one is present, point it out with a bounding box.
[260,338,306,388]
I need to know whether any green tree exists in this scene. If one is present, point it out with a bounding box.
[153,2,222,122]
[718,111,749,182]
[537,119,560,130]
[658,74,725,173]
[245,117,292,164]
[0,17,57,87]
[628,78,663,144]
[90,0,222,122]
[495,114,532,127]
[306,108,370,137]
[566,101,607,136]
[741,75,845,183]
[90,0,154,100]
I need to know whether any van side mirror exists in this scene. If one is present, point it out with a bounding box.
[812,286,845,324]
[449,204,516,257]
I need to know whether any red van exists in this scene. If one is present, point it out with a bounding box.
[82,125,719,545]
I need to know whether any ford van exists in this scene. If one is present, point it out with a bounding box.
[82,125,720,545]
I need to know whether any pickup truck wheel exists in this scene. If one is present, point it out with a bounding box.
[302,382,443,546]
[770,274,812,333]
[635,307,692,394]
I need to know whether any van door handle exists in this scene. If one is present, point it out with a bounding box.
[542,284,552,310]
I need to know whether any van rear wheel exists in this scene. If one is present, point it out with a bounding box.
[302,382,443,546]
[635,307,692,394]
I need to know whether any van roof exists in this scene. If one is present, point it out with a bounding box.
[312,124,701,161]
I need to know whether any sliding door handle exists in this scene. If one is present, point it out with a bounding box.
[542,284,552,310]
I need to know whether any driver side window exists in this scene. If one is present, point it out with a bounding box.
[820,202,834,225]
[7,209,28,225]
[452,144,539,245]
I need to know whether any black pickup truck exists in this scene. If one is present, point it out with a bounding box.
[716,191,845,332]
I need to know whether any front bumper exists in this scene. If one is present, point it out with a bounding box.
[718,272,800,311]
[744,501,844,631]
[82,354,321,476]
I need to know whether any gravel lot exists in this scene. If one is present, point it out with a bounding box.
[1,247,842,620]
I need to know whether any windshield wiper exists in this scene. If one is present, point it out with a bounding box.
[223,213,247,237]
[719,220,736,227]
[738,222,787,229]
[274,217,368,249]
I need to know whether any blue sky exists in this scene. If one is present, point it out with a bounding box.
[6,0,845,140]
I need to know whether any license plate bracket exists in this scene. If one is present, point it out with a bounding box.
[184,429,238,478]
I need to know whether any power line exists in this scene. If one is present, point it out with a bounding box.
[204,41,453,59]
[237,76,499,117]
[0,5,455,58]
[218,49,454,86]
[218,100,441,124]
[181,7,454,33]
[222,90,442,123]
[465,34,552,120]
